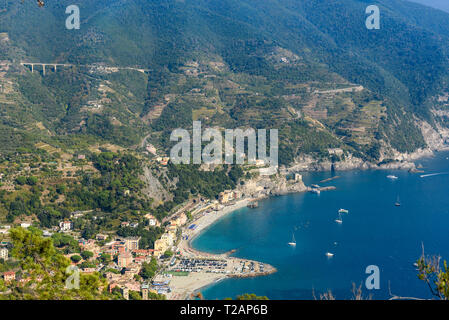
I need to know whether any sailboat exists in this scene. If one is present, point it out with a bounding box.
[326,252,334,257]
[395,195,401,207]
[288,232,296,246]
[335,212,343,224]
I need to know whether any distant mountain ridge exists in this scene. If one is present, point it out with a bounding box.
[407,0,449,13]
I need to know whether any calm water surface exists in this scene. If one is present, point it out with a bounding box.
[192,152,449,299]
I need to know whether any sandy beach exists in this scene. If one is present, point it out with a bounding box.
[187,198,251,245]
[167,272,227,300]
[165,198,276,300]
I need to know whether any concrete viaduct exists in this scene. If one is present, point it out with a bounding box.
[19,62,150,75]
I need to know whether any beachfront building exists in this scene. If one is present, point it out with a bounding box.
[219,189,243,204]
[219,190,233,204]
[233,190,242,200]
[154,239,168,257]
[154,232,175,258]
[161,233,174,246]
[176,213,187,226]
[154,235,172,257]
[169,214,186,228]
[167,223,177,235]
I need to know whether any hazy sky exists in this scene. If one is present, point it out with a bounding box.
[407,0,449,13]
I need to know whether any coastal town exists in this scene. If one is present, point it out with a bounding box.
[0,169,311,300]
[2,138,408,301]
[0,130,342,300]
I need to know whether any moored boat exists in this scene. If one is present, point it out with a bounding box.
[288,232,296,246]
[395,195,401,207]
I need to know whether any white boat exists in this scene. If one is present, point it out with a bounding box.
[395,195,401,207]
[288,232,296,246]
[335,212,343,224]
[387,175,398,180]
[326,252,334,257]
[338,209,349,214]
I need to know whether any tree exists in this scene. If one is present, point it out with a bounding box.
[416,247,449,300]
[1,227,115,300]
[235,293,269,300]
[51,233,79,253]
[163,249,174,258]
[140,258,158,280]
[15,176,27,185]
[70,255,82,264]
[81,251,94,261]
[26,176,38,186]
[98,253,111,264]
[148,291,166,300]
[129,290,142,300]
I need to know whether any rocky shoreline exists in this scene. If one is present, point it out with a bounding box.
[279,120,449,174]
[280,147,449,175]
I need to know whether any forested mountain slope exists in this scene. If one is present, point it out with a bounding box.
[0,0,448,163]
[408,0,449,13]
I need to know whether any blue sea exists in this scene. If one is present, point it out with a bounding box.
[191,151,449,300]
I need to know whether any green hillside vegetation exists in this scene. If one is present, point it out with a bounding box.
[0,0,448,161]
[0,227,117,300]
[0,0,448,301]
[0,0,448,227]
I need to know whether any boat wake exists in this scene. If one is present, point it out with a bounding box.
[420,172,449,178]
